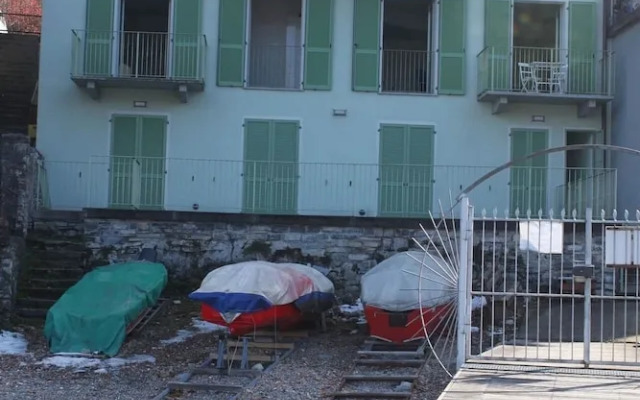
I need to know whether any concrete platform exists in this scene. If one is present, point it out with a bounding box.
[439,363,640,399]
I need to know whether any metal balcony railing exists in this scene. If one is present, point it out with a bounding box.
[477,46,614,97]
[246,44,302,90]
[38,157,619,218]
[381,49,436,94]
[71,30,207,81]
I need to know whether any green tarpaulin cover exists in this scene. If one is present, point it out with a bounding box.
[44,261,168,357]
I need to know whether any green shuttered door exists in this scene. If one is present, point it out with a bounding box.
[439,0,466,95]
[110,115,167,210]
[218,0,247,86]
[173,0,202,79]
[304,0,333,90]
[85,0,114,76]
[352,0,380,92]
[484,0,511,91]
[243,120,299,214]
[568,1,597,94]
[510,129,548,215]
[379,124,434,217]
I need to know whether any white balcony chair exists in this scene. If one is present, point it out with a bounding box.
[518,62,537,92]
[550,64,567,94]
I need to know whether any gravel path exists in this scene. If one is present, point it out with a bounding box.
[0,302,452,399]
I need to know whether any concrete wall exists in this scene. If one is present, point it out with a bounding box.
[37,0,606,214]
[611,21,640,211]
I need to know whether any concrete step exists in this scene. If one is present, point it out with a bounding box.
[20,287,68,300]
[16,307,48,319]
[22,267,85,279]
[22,277,79,289]
[16,297,56,309]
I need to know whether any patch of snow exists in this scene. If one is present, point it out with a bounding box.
[38,354,155,371]
[339,298,364,316]
[0,331,28,355]
[161,318,226,345]
[471,296,487,310]
[470,326,480,333]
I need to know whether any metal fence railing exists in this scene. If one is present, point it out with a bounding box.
[246,44,302,90]
[381,49,436,94]
[0,13,41,35]
[70,29,207,81]
[37,157,619,219]
[477,46,615,97]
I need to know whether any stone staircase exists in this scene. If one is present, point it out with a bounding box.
[16,234,90,318]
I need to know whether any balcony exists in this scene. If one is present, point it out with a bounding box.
[246,44,303,90]
[380,49,436,94]
[38,157,618,219]
[70,30,207,103]
[477,46,614,117]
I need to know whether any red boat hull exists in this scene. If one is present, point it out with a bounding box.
[364,303,452,343]
[201,303,303,337]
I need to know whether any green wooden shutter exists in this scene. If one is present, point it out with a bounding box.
[243,120,271,213]
[110,115,137,208]
[379,124,406,217]
[271,121,300,214]
[510,129,548,215]
[172,0,202,79]
[85,0,114,76]
[217,0,247,87]
[568,1,597,94]
[438,0,466,95]
[139,116,167,210]
[304,0,333,90]
[405,126,434,216]
[483,0,511,91]
[352,0,380,92]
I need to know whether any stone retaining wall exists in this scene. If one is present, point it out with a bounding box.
[0,133,40,319]
[32,211,608,301]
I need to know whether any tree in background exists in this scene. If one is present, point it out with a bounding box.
[0,0,42,33]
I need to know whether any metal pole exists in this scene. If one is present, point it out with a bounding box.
[457,195,470,370]
[584,207,593,367]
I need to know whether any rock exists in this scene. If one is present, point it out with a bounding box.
[394,381,412,392]
[252,363,264,371]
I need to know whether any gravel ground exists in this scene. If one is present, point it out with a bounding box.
[0,301,452,400]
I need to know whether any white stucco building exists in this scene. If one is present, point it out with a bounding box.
[36,0,615,217]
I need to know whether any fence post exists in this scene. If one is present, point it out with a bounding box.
[583,207,593,367]
[457,195,472,370]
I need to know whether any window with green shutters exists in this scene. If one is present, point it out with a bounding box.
[509,128,548,216]
[378,124,435,217]
[353,0,466,95]
[84,0,114,76]
[352,0,380,92]
[483,0,511,91]
[568,1,597,95]
[217,0,334,90]
[243,119,300,214]
[110,115,167,210]
[439,0,466,95]
[172,0,203,79]
[304,0,334,90]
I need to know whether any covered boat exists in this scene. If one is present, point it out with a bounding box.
[361,251,454,343]
[189,261,334,336]
[44,261,168,356]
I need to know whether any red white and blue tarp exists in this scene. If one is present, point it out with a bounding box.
[189,261,334,335]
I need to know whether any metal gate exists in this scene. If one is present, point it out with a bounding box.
[457,196,640,368]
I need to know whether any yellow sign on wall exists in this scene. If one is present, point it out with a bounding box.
[28,124,37,139]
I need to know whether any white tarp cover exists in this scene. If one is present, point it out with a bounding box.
[275,263,335,295]
[361,251,455,312]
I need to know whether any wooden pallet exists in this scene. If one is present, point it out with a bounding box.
[126,297,168,336]
[329,338,428,399]
[152,328,308,400]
